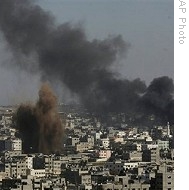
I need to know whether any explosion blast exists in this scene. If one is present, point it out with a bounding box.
[0,0,174,124]
[15,83,63,154]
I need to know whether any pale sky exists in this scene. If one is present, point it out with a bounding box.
[0,0,174,105]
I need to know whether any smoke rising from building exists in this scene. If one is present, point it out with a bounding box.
[15,83,64,154]
[0,0,173,124]
[139,76,174,124]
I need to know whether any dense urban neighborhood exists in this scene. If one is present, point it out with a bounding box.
[0,0,175,189]
[0,105,174,190]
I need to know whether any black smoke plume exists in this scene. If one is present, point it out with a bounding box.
[15,83,64,154]
[139,76,174,124]
[0,0,173,124]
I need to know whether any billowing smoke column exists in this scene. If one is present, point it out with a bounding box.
[0,0,173,123]
[140,76,174,124]
[15,83,63,154]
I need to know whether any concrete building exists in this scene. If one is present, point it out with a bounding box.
[97,149,111,159]
[105,161,124,175]
[142,144,158,150]
[142,148,160,163]
[27,169,46,177]
[93,132,101,141]
[4,155,33,178]
[157,140,169,150]
[105,161,139,175]
[45,155,62,175]
[100,183,123,190]
[100,138,110,149]
[5,138,22,151]
[114,137,124,143]
[76,142,93,152]
[150,164,174,190]
[67,137,80,146]
[129,151,142,162]
[134,142,142,151]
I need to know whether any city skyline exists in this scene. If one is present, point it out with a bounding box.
[0,0,173,106]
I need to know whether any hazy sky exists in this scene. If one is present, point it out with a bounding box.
[0,0,174,105]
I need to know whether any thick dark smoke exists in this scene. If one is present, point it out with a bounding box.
[140,76,174,124]
[15,83,64,154]
[0,0,174,124]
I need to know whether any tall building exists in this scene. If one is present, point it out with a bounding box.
[167,122,170,137]
[150,164,174,190]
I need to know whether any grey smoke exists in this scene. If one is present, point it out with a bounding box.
[0,0,173,123]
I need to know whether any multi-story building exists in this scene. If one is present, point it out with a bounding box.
[45,155,63,175]
[96,149,111,159]
[4,155,33,178]
[105,161,139,175]
[27,169,46,177]
[150,164,174,190]
[100,138,110,149]
[66,136,80,146]
[142,148,160,163]
[142,144,158,150]
[5,138,22,152]
[129,151,142,161]
[76,142,93,152]
[157,140,169,150]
